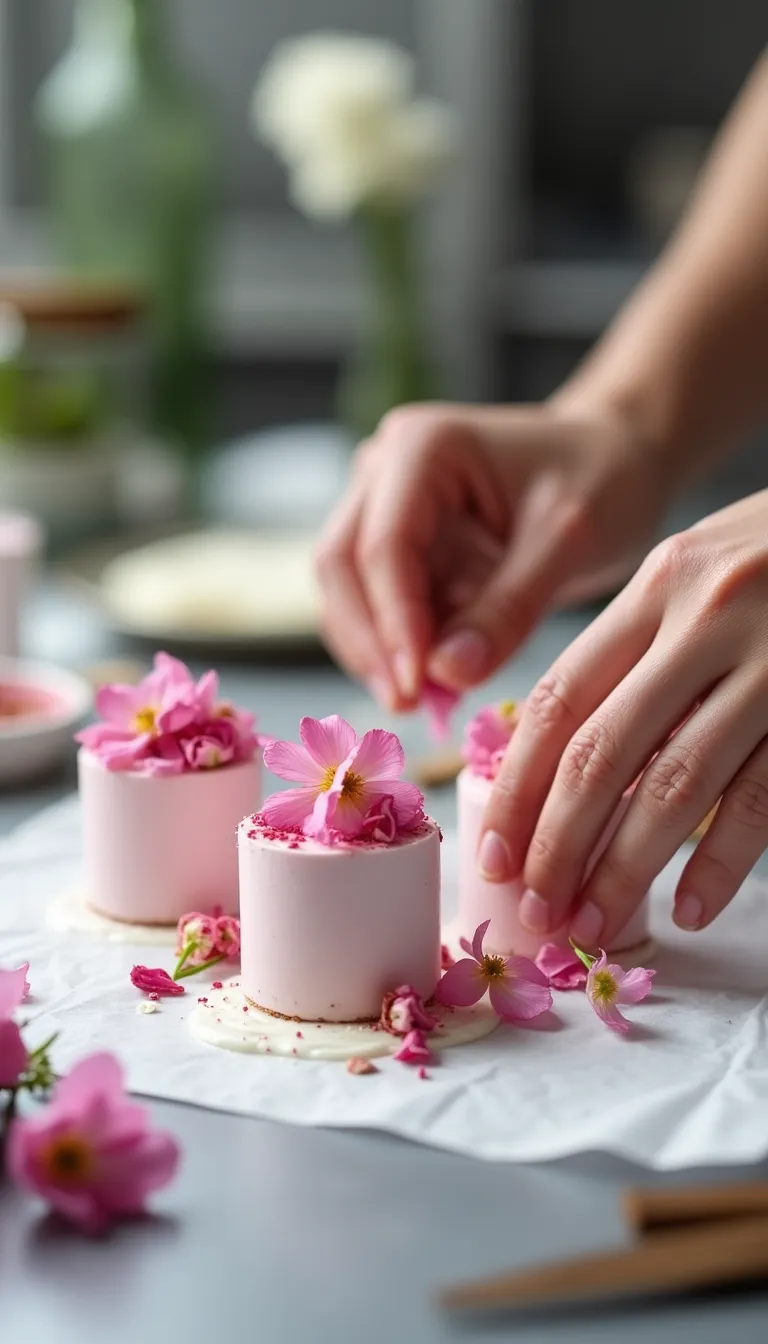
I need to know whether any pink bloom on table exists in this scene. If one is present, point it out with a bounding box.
[586,951,655,1034]
[7,1052,179,1234]
[421,679,461,742]
[535,942,588,991]
[130,966,185,997]
[393,1029,432,1065]
[0,962,29,1089]
[436,919,552,1022]
[305,729,424,844]
[175,913,218,965]
[380,985,439,1037]
[214,916,241,959]
[461,700,520,779]
[0,962,30,1012]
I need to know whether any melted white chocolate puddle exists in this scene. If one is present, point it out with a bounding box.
[47,890,177,946]
[188,978,498,1060]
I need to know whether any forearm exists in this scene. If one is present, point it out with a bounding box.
[555,54,768,486]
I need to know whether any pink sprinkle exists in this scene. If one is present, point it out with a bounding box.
[212,981,223,989]
[242,1005,249,1012]
[222,996,229,1002]
[296,1031,303,1039]
[148,991,160,1002]
[418,1066,428,1080]
[197,996,208,1004]
[288,841,300,849]
[292,1048,297,1055]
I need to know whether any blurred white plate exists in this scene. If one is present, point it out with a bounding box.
[0,657,92,784]
[88,529,319,651]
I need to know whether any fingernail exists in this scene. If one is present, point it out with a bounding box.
[675,893,703,931]
[569,900,605,947]
[519,890,551,934]
[477,830,511,882]
[368,675,394,710]
[431,629,488,683]
[393,650,419,701]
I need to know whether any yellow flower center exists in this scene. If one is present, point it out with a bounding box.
[40,1132,93,1185]
[132,705,158,735]
[590,969,618,1005]
[480,953,506,981]
[319,764,337,792]
[340,769,365,802]
[498,699,517,722]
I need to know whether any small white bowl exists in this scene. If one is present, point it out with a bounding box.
[0,658,93,785]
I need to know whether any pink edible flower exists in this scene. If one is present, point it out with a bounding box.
[214,916,241,959]
[461,700,519,779]
[130,966,185,997]
[421,679,461,742]
[175,913,218,966]
[0,963,30,1089]
[379,985,439,1037]
[586,950,655,1034]
[535,942,588,991]
[76,652,261,775]
[393,1029,431,1065]
[263,716,423,844]
[435,919,552,1022]
[7,1052,179,1234]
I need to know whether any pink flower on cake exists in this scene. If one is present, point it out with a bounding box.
[534,943,588,991]
[77,652,261,775]
[0,963,29,1088]
[421,679,461,742]
[306,730,424,843]
[393,1029,432,1065]
[435,919,552,1022]
[213,916,241,959]
[461,700,519,779]
[380,985,439,1037]
[7,1052,180,1234]
[263,717,424,843]
[585,950,655,1034]
[130,966,185,997]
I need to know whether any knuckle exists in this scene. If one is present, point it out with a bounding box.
[525,826,563,881]
[639,750,705,820]
[314,534,343,579]
[525,671,579,738]
[699,554,761,620]
[689,846,741,892]
[560,719,619,798]
[639,532,691,594]
[590,847,644,908]
[724,773,768,831]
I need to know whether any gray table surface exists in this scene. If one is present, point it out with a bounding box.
[2,584,768,1344]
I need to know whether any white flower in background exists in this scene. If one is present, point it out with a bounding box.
[251,32,456,220]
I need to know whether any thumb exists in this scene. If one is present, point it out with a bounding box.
[427,476,588,689]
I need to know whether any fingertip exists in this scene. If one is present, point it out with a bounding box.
[428,629,490,689]
[393,649,421,702]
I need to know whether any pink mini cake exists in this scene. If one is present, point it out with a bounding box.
[238,715,441,1021]
[457,701,649,959]
[77,652,263,925]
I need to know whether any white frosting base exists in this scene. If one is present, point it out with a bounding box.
[188,977,498,1060]
[47,889,177,945]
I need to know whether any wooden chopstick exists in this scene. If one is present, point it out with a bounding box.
[439,1214,768,1315]
[625,1181,768,1234]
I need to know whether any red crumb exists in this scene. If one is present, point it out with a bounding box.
[242,1005,248,1012]
[347,1057,379,1076]
[212,981,223,989]
[296,1031,303,1038]
[197,996,208,1004]
[418,1066,429,1080]
[148,992,159,1002]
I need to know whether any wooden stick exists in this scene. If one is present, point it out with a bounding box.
[410,747,464,789]
[624,1181,768,1233]
[439,1215,768,1315]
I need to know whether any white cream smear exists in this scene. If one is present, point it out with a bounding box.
[189,978,499,1060]
[47,890,177,946]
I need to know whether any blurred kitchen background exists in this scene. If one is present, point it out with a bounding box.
[0,0,766,673]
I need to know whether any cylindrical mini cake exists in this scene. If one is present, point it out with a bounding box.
[457,768,648,957]
[79,748,260,924]
[239,815,442,1021]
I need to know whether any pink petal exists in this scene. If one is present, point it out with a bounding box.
[421,679,460,743]
[434,959,487,1008]
[95,1129,180,1204]
[194,669,219,716]
[349,728,405,782]
[76,724,135,750]
[590,996,631,1033]
[261,786,318,829]
[616,966,656,1005]
[53,1053,125,1110]
[305,785,366,842]
[458,936,473,957]
[299,715,357,770]
[153,651,194,691]
[100,734,154,771]
[471,919,491,964]
[263,739,324,785]
[488,974,552,1022]
[393,1029,431,1064]
[0,963,30,1016]
[0,1018,27,1088]
[503,954,551,987]
[534,942,587,990]
[377,778,425,828]
[94,684,142,728]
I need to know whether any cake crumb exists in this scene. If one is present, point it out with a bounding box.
[212,980,223,989]
[148,991,160,1002]
[346,1057,378,1076]
[296,1030,303,1039]
[197,996,208,1004]
[417,1066,429,1080]
[136,1001,158,1015]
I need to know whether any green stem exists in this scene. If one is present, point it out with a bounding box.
[569,939,597,971]
[28,1032,60,1062]
[174,953,225,981]
[172,946,193,980]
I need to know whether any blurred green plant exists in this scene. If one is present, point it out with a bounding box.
[0,360,107,444]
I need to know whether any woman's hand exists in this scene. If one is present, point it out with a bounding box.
[481,490,768,941]
[315,399,671,708]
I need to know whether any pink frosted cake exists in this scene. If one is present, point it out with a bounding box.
[238,715,441,1021]
[77,652,263,925]
[456,701,649,958]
